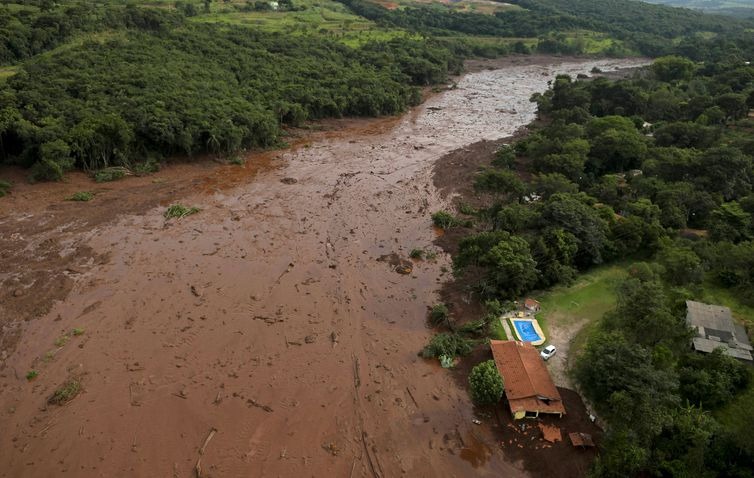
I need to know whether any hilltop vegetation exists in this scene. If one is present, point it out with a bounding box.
[645,0,754,17]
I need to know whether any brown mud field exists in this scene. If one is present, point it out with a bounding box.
[0,57,648,478]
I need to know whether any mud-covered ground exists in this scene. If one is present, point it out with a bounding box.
[0,56,648,478]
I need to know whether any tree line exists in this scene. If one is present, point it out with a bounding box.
[0,20,463,180]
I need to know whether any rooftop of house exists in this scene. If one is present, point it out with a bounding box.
[686,300,752,361]
[490,340,565,415]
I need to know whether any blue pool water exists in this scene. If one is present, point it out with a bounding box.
[513,320,542,342]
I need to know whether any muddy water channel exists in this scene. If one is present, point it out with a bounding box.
[0,57,648,478]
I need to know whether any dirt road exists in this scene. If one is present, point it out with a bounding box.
[0,56,648,477]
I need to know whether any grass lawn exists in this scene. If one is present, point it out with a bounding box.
[535,263,629,328]
[534,263,630,355]
[490,317,508,340]
[0,66,18,83]
[697,282,754,329]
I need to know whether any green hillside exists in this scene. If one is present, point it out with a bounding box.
[0,0,752,180]
[643,0,754,17]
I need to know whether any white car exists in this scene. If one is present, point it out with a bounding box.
[540,345,557,361]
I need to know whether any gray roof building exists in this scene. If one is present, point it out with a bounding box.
[686,300,752,361]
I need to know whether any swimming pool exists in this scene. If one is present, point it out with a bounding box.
[511,318,546,346]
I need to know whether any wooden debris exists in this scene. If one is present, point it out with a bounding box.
[247,398,273,412]
[353,356,361,389]
[199,428,217,455]
[539,423,562,443]
[569,432,595,448]
[405,387,419,408]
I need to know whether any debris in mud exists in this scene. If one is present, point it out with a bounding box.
[304,335,316,344]
[322,442,340,456]
[199,428,218,456]
[126,362,145,372]
[247,398,273,412]
[190,285,201,297]
[377,253,414,275]
[172,389,188,399]
[252,315,284,325]
[280,177,298,184]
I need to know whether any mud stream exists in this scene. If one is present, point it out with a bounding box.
[0,57,648,478]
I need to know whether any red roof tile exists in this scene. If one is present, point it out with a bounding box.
[490,340,565,416]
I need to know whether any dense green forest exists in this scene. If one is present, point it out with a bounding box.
[0,3,465,179]
[0,0,752,181]
[435,52,754,476]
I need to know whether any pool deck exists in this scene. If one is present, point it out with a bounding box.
[509,317,547,346]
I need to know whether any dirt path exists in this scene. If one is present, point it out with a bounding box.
[0,57,648,478]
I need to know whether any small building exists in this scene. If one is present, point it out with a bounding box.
[490,340,565,419]
[524,298,541,314]
[686,300,753,362]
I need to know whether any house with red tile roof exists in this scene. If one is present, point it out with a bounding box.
[490,340,565,419]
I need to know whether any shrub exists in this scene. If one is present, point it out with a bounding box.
[492,145,516,169]
[132,158,161,175]
[66,191,94,202]
[0,179,10,197]
[93,167,128,183]
[26,370,39,381]
[228,155,245,165]
[458,202,477,216]
[48,379,82,405]
[29,140,74,182]
[457,317,489,336]
[468,360,504,405]
[421,332,475,359]
[164,204,200,219]
[429,303,450,326]
[432,210,462,229]
[409,248,424,259]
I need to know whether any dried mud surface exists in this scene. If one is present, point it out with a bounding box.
[0,57,648,478]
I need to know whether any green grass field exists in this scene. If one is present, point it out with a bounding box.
[0,66,18,83]
[535,263,629,328]
[489,317,508,340]
[698,282,754,329]
[156,0,421,47]
[533,263,630,356]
